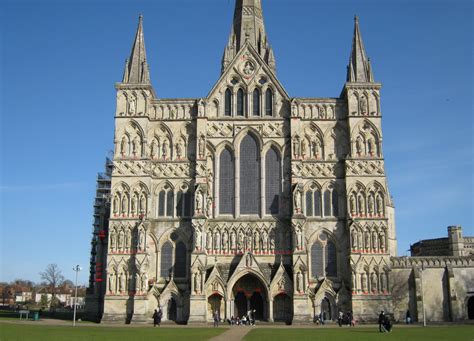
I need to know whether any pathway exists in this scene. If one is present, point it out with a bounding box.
[209,326,252,341]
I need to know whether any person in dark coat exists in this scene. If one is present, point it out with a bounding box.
[378,311,385,332]
[153,309,159,327]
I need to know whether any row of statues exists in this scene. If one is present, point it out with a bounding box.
[349,192,384,217]
[292,103,337,120]
[292,136,324,159]
[355,136,379,157]
[113,193,147,216]
[109,227,147,253]
[352,271,389,294]
[107,269,149,295]
[351,229,386,253]
[194,228,277,253]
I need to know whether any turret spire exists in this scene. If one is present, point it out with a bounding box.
[347,16,374,83]
[122,15,150,84]
[221,0,275,73]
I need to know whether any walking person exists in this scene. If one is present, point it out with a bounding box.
[152,309,160,327]
[338,311,343,327]
[378,311,386,332]
[213,309,220,328]
[405,310,411,324]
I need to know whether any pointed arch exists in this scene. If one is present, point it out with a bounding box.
[265,146,281,215]
[224,88,232,116]
[240,134,260,215]
[219,147,234,215]
[253,88,261,116]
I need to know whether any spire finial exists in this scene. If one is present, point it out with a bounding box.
[354,15,359,23]
[122,15,150,84]
[139,14,143,22]
[347,15,374,83]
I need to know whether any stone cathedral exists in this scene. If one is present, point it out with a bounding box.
[85,0,474,324]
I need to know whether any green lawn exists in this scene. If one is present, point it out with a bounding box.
[244,326,474,341]
[0,324,226,341]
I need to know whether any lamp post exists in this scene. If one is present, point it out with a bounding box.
[420,264,426,327]
[72,265,82,327]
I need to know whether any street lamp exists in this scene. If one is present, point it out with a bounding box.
[72,265,82,327]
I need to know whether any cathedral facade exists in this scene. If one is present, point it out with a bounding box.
[85,0,474,324]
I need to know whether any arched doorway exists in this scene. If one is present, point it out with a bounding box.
[468,296,474,319]
[273,293,292,323]
[168,297,177,321]
[321,297,331,321]
[208,294,224,320]
[232,274,268,320]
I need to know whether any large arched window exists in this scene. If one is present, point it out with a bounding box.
[311,234,338,279]
[158,186,174,217]
[311,242,324,278]
[240,135,260,214]
[325,240,337,277]
[219,148,234,215]
[265,147,280,214]
[237,89,245,116]
[160,242,173,278]
[176,190,192,217]
[265,89,273,116]
[225,89,232,116]
[253,89,261,116]
[174,241,186,278]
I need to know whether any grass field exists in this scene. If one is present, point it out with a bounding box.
[244,326,474,341]
[0,324,226,341]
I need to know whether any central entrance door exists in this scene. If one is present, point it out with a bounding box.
[233,274,267,320]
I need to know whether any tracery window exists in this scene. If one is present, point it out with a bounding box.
[158,186,174,217]
[265,147,280,214]
[305,187,322,217]
[225,89,232,116]
[237,89,245,116]
[219,148,234,215]
[240,135,260,214]
[253,89,261,116]
[176,189,192,218]
[160,242,173,278]
[265,89,273,116]
[311,233,338,278]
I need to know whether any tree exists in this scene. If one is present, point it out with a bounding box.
[40,293,49,308]
[39,264,64,307]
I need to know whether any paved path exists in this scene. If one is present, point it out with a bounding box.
[209,326,252,341]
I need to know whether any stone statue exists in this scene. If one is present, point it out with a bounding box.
[128,95,137,114]
[195,190,203,214]
[379,233,385,251]
[120,136,127,156]
[269,230,275,252]
[198,100,205,117]
[238,230,244,251]
[138,229,145,251]
[350,195,356,215]
[141,273,148,292]
[291,103,298,117]
[119,272,126,292]
[206,231,212,250]
[132,137,139,157]
[356,138,362,155]
[371,272,378,292]
[360,96,368,115]
[358,195,365,215]
[134,273,140,292]
[296,228,302,250]
[214,231,220,251]
[352,273,357,292]
[364,231,370,250]
[150,140,156,158]
[206,197,213,217]
[367,138,375,155]
[162,139,169,159]
[376,196,383,215]
[361,272,368,292]
[246,253,252,267]
[230,230,237,250]
[222,231,228,252]
[278,277,285,291]
[296,271,303,292]
[110,230,116,251]
[245,230,252,250]
[262,232,268,251]
[253,231,259,251]
[125,229,131,251]
[368,195,375,214]
[380,273,386,292]
[372,231,378,250]
[194,228,202,250]
[108,271,116,293]
[194,272,201,293]
[113,196,119,214]
[140,195,146,214]
[301,139,307,158]
[292,139,300,158]
[118,231,124,251]
[312,139,320,158]
[351,229,357,249]
[294,189,301,213]
[176,141,183,159]
[131,195,137,214]
[121,196,128,215]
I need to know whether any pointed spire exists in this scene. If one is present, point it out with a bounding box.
[221,0,275,73]
[347,16,374,83]
[123,15,150,84]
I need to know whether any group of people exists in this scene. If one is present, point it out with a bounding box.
[378,310,392,332]
[226,310,257,326]
[337,311,356,327]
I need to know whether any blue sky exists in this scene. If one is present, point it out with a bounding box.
[1,0,472,285]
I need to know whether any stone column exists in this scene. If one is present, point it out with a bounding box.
[268,298,274,322]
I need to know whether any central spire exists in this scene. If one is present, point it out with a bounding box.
[222,0,275,73]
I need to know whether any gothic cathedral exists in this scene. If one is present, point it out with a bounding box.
[87,0,472,324]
